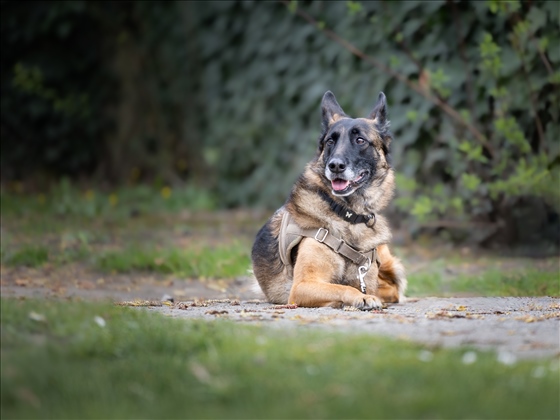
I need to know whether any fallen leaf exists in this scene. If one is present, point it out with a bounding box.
[497,351,517,365]
[462,351,477,365]
[418,350,434,362]
[239,312,263,319]
[16,388,41,408]
[116,300,162,307]
[466,314,485,320]
[270,304,298,310]
[94,316,106,327]
[28,312,46,322]
[15,279,29,287]
[426,311,465,320]
[77,280,95,290]
[514,315,541,323]
[189,362,212,384]
[205,310,228,315]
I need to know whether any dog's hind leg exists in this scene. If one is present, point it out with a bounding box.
[376,244,407,303]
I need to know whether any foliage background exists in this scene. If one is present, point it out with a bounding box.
[1,0,558,248]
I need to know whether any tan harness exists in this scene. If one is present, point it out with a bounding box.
[278,212,379,293]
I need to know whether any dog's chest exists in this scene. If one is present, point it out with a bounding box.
[337,257,379,291]
[335,223,377,250]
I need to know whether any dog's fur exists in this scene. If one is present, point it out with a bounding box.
[251,91,406,310]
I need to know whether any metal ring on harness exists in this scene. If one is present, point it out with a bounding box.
[314,228,329,243]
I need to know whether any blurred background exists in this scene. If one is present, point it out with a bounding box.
[1,0,559,251]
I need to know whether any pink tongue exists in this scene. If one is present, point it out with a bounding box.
[332,179,350,191]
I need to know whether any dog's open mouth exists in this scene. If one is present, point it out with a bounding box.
[331,171,368,194]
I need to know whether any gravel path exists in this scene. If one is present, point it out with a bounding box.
[147,296,560,360]
[3,268,558,360]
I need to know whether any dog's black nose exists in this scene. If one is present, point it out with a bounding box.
[328,158,346,173]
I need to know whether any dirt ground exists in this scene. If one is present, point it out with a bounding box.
[145,296,559,360]
[2,266,558,360]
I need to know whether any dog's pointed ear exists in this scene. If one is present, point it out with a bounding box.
[370,92,392,150]
[368,92,388,125]
[321,91,347,132]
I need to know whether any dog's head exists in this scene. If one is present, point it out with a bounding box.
[316,91,392,198]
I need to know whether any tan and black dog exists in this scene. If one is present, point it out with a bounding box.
[251,91,406,310]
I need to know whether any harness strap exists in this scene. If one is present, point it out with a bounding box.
[293,226,376,267]
[281,212,379,269]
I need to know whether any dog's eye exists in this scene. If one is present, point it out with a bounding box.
[325,138,335,146]
[356,137,366,145]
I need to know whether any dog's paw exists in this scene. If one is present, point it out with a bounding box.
[350,294,383,311]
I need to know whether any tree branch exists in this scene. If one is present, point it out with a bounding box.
[280,0,495,158]
[449,0,477,122]
[507,10,547,152]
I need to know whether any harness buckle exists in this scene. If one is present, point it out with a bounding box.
[314,228,329,243]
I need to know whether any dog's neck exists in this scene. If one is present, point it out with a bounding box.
[316,189,376,227]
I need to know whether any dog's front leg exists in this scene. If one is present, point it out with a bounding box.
[288,239,383,310]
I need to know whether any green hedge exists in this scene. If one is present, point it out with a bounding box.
[2,1,558,244]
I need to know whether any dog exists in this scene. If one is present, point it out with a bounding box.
[251,91,407,310]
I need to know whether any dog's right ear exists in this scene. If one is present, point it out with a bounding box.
[321,91,347,133]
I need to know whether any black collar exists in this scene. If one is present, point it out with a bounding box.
[317,190,376,226]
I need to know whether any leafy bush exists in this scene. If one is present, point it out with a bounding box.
[4,245,49,267]
[2,0,558,245]
[194,0,559,245]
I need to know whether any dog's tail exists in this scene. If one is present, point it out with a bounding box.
[377,244,408,303]
[247,267,267,298]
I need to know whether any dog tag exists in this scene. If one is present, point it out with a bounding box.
[357,258,371,294]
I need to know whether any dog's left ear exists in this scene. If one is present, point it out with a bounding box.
[368,92,388,125]
[370,92,392,157]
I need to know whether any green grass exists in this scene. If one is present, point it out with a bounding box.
[408,269,559,297]
[3,241,91,268]
[96,244,251,278]
[407,272,446,296]
[3,245,49,267]
[2,184,558,295]
[2,241,251,279]
[1,299,558,419]
[453,270,559,296]
[1,181,217,219]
